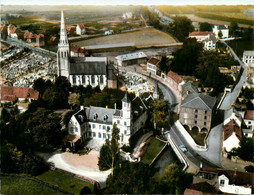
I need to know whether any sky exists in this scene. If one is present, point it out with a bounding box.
[2,0,254,5]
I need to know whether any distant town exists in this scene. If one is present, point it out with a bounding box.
[0,3,254,195]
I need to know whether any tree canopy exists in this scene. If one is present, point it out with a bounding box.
[168,16,194,42]
[199,22,212,32]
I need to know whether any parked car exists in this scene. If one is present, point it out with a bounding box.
[179,145,188,152]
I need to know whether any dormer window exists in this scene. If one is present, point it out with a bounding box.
[103,115,108,122]
[93,113,98,121]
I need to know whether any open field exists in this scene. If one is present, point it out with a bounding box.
[73,28,177,48]
[185,14,254,28]
[36,170,93,194]
[157,5,254,26]
[1,176,60,195]
[142,138,166,165]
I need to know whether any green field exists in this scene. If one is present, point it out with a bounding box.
[36,170,93,194]
[1,176,60,195]
[74,28,177,47]
[157,5,254,26]
[142,138,166,165]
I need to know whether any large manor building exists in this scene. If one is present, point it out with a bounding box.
[57,11,117,89]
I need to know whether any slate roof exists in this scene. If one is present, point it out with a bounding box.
[147,57,160,66]
[181,93,216,110]
[69,57,107,75]
[87,106,117,125]
[140,92,154,107]
[107,65,117,80]
[74,109,87,126]
[122,92,131,103]
[214,25,228,30]
[115,52,147,61]
[131,96,147,123]
[243,50,254,56]
[224,108,242,122]
[205,34,217,43]
[182,82,199,96]
[223,119,242,141]
[244,110,254,120]
[1,86,39,101]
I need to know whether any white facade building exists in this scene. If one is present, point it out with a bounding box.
[76,24,86,35]
[68,92,148,147]
[57,11,117,90]
[115,52,147,67]
[213,25,229,39]
[218,174,252,195]
[146,57,160,75]
[243,51,254,67]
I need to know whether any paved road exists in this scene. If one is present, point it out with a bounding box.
[154,79,221,168]
[219,40,247,110]
[1,38,56,58]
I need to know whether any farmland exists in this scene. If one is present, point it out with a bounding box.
[156,5,254,26]
[73,28,177,48]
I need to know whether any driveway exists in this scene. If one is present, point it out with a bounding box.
[41,152,111,188]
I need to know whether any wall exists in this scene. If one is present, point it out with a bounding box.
[175,120,208,151]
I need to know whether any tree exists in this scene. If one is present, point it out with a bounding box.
[218,30,223,39]
[231,136,254,162]
[199,22,212,32]
[229,22,239,37]
[26,108,62,150]
[1,107,10,123]
[151,99,170,132]
[98,123,120,172]
[170,38,203,76]
[168,16,194,42]
[160,163,193,194]
[68,93,80,108]
[159,56,170,73]
[33,78,46,98]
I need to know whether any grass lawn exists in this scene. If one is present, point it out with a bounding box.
[1,176,60,195]
[36,170,93,194]
[73,28,177,47]
[186,127,206,146]
[142,138,166,165]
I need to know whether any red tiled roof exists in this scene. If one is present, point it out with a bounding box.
[0,24,6,32]
[147,57,160,66]
[167,70,182,84]
[189,182,221,194]
[35,34,44,39]
[24,31,34,39]
[223,119,242,141]
[1,86,39,101]
[50,36,56,42]
[8,25,17,34]
[189,31,214,36]
[77,24,85,29]
[70,45,88,55]
[244,110,254,120]
[66,26,71,32]
[184,188,203,195]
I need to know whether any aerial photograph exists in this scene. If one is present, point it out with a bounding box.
[0,0,254,194]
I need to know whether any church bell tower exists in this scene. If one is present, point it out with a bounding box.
[57,11,70,77]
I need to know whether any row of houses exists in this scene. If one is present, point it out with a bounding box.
[0,24,45,47]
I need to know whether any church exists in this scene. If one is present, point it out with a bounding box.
[57,11,117,89]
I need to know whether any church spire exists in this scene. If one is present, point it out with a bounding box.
[60,10,68,45]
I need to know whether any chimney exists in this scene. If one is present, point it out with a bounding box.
[80,105,84,110]
[106,105,108,109]
[114,103,117,110]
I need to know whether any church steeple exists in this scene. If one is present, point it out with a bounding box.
[57,10,70,77]
[60,10,68,45]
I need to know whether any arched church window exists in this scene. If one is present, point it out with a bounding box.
[73,76,76,85]
[91,75,95,84]
[82,75,86,85]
